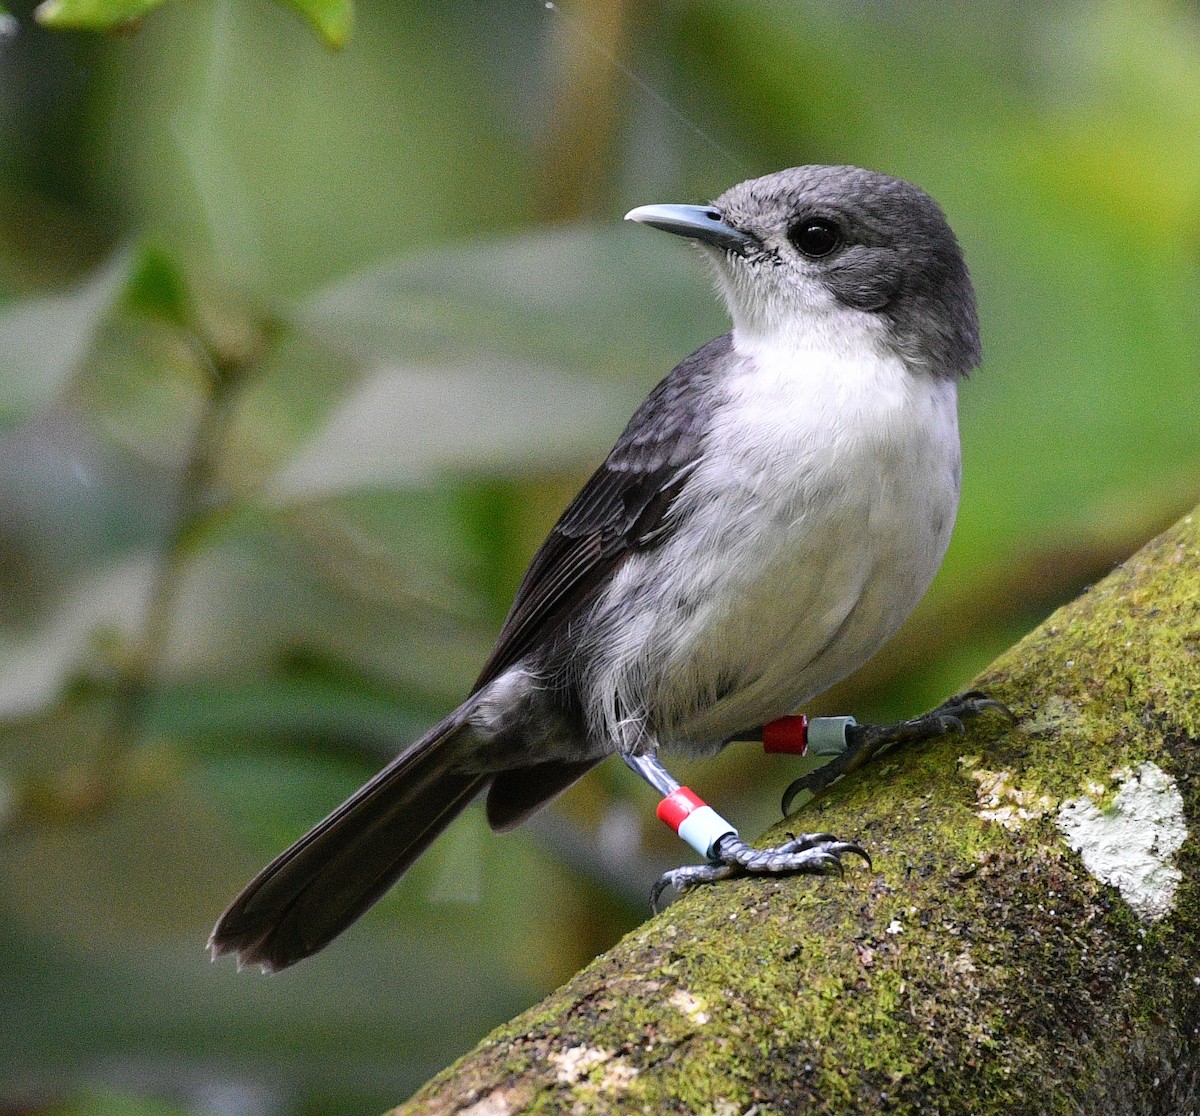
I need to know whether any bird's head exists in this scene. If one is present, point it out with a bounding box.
[626,165,980,379]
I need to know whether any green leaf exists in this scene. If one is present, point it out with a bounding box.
[296,224,719,376]
[265,358,621,502]
[147,672,437,744]
[34,0,352,45]
[123,244,191,328]
[280,0,353,48]
[58,1089,192,1116]
[34,0,168,31]
[0,555,153,721]
[275,224,722,501]
[0,250,131,428]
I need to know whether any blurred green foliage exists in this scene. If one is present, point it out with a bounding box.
[34,0,351,49]
[1,0,1198,1113]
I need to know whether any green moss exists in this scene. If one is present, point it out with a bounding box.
[392,510,1200,1116]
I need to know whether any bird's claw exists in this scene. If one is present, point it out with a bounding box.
[650,831,868,912]
[650,862,736,911]
[939,690,1015,724]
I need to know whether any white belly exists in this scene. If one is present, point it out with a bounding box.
[583,343,961,755]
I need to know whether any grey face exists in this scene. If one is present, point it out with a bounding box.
[631,166,981,379]
[720,165,979,378]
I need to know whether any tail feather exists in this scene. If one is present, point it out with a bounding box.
[486,758,600,831]
[210,711,484,972]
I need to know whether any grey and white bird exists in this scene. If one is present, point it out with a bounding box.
[212,164,999,972]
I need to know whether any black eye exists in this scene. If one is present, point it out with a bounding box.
[788,219,841,258]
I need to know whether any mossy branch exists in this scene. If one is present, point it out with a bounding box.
[393,508,1200,1116]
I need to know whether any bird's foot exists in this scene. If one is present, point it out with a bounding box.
[781,690,1013,815]
[650,830,869,912]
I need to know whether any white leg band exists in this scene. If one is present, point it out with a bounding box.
[806,716,857,755]
[676,806,738,860]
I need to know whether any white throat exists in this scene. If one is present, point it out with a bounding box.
[710,255,898,371]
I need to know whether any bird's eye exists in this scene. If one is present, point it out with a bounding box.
[788,219,841,258]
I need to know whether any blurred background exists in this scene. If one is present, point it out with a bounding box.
[1,0,1198,1112]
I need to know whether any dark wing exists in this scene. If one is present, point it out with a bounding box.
[472,332,732,690]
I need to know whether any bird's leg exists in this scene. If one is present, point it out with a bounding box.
[770,690,1013,816]
[622,751,867,912]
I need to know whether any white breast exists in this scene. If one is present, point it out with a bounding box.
[583,328,961,756]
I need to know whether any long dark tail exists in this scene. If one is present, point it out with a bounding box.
[210,709,485,972]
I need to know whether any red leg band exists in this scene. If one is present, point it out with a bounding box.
[762,714,809,755]
[657,787,706,831]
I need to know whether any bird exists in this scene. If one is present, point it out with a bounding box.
[211,164,996,972]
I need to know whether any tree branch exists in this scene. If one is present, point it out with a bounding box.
[393,507,1200,1115]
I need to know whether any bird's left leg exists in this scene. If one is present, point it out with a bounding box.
[767,690,1014,816]
[622,751,867,911]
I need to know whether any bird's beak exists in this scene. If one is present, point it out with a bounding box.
[624,203,757,255]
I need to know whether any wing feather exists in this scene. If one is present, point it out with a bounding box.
[473,333,732,689]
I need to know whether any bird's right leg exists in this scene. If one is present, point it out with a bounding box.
[621,750,866,911]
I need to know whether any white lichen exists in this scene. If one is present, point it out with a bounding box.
[1056,761,1187,921]
[964,763,1055,830]
[547,1044,637,1098]
[460,1089,515,1116]
[597,1060,638,1092]
[669,988,710,1025]
[549,1046,611,1084]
